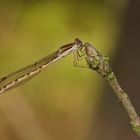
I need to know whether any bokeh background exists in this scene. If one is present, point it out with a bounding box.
[0,0,140,140]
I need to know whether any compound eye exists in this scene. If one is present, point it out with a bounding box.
[74,38,83,46]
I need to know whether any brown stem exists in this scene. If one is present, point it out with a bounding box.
[87,49,140,137]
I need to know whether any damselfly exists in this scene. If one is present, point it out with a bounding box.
[0,39,83,94]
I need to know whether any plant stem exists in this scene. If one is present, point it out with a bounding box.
[85,43,140,137]
[106,71,140,137]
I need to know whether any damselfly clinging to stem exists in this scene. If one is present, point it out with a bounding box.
[0,39,83,94]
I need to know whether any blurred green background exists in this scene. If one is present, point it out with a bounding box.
[0,0,140,140]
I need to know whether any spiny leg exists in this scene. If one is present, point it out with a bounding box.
[73,50,88,68]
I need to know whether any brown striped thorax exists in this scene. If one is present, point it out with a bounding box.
[58,38,83,55]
